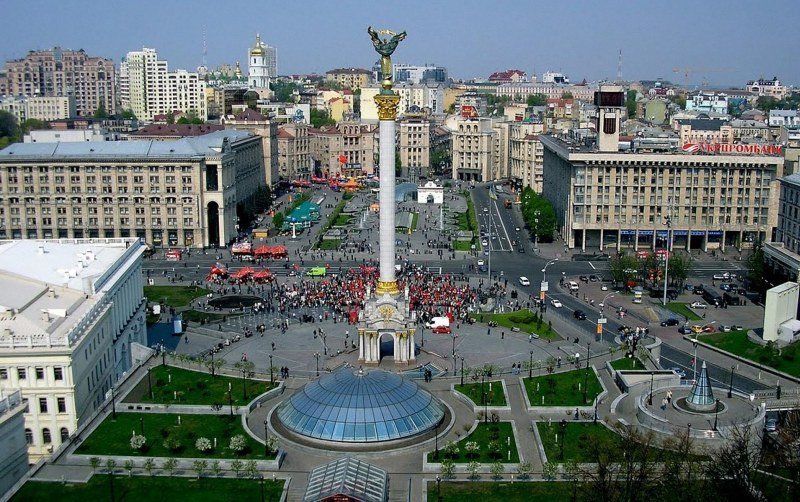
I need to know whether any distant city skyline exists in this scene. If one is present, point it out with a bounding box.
[2,0,799,87]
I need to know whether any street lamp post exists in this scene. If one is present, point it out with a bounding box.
[529,350,534,378]
[451,333,457,357]
[260,475,265,502]
[436,475,441,502]
[583,365,589,404]
[728,365,735,398]
[540,258,558,311]
[713,399,720,431]
[662,216,672,306]
[586,342,591,369]
[648,371,654,406]
[434,422,440,459]
[269,354,274,384]
[460,356,465,386]
[139,417,144,436]
[228,382,233,416]
[314,353,320,377]
[483,392,488,423]
[147,366,153,400]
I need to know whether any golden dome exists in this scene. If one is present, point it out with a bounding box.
[250,34,264,56]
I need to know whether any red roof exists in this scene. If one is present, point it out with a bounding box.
[488,69,526,82]
[277,128,295,139]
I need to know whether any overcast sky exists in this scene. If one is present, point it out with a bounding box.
[3,0,798,86]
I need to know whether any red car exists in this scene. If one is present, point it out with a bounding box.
[432,325,451,334]
[702,325,716,333]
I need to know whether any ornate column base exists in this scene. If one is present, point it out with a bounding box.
[375,280,400,296]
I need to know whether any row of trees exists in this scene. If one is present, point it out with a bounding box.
[91,455,269,480]
[608,251,693,290]
[520,187,556,243]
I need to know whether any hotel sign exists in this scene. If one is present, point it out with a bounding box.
[682,142,783,156]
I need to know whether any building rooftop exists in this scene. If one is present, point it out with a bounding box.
[130,123,224,137]
[303,457,387,502]
[0,239,143,349]
[326,68,372,75]
[675,119,726,131]
[0,130,253,160]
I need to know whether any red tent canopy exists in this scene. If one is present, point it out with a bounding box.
[233,267,255,279]
[254,245,272,256]
[271,245,288,256]
[253,269,273,280]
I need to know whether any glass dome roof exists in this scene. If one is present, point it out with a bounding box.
[276,368,445,443]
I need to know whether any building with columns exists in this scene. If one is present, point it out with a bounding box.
[0,238,147,461]
[0,130,264,248]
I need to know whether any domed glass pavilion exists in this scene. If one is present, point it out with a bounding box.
[276,367,445,443]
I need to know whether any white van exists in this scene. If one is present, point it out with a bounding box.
[568,281,580,291]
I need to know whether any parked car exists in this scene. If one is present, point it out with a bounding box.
[690,325,704,334]
[690,301,708,309]
[720,283,736,292]
[518,247,526,253]
[574,310,587,320]
[550,299,563,308]
[685,284,694,291]
[702,325,716,333]
[579,275,589,282]
[661,318,680,327]
[432,325,451,334]
[732,324,744,331]
[589,275,599,282]
[670,367,687,379]
[693,286,705,294]
[718,325,732,332]
[678,326,693,335]
[519,276,531,286]
[601,284,609,291]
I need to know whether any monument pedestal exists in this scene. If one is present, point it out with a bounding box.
[358,289,416,366]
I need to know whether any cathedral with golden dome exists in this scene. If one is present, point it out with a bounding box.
[249,33,277,90]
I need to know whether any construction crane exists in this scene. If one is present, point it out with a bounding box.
[672,67,734,88]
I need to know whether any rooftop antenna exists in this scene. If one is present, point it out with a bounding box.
[617,49,622,83]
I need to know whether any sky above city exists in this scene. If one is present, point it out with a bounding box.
[3,0,799,86]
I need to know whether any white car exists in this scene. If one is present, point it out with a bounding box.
[477,259,485,266]
[483,207,489,213]
[515,227,520,231]
[712,273,730,280]
[481,240,488,246]
[519,276,531,286]
[601,284,608,291]
[550,299,563,308]
[690,301,708,309]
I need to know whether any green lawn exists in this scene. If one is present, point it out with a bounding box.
[411,212,419,231]
[125,366,274,406]
[455,212,470,231]
[13,477,283,502]
[453,240,474,251]
[699,330,800,378]
[333,214,351,226]
[666,302,702,321]
[537,422,620,463]
[75,412,269,459]
[454,381,507,406]
[523,368,603,407]
[317,239,341,250]
[428,481,574,501]
[144,286,210,308]
[609,357,645,371]
[427,422,519,463]
[477,310,562,341]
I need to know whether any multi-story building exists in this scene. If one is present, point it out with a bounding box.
[495,82,595,102]
[119,48,207,121]
[676,119,733,147]
[325,68,372,90]
[0,238,146,460]
[308,122,376,178]
[393,64,448,85]
[747,77,790,100]
[0,130,263,247]
[685,92,729,115]
[765,173,800,282]
[0,95,75,123]
[0,48,115,117]
[248,34,277,81]
[769,110,800,127]
[0,391,27,495]
[221,108,279,187]
[454,93,488,117]
[277,123,312,180]
[128,123,224,141]
[506,122,545,192]
[488,69,527,84]
[541,87,784,251]
[24,125,121,143]
[450,116,496,182]
[398,115,431,182]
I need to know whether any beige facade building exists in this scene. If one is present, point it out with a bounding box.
[221,109,279,188]
[507,123,545,192]
[398,116,430,181]
[0,130,263,248]
[0,95,75,123]
[676,119,733,147]
[450,116,496,182]
[119,48,207,121]
[278,123,312,181]
[0,48,115,117]
[0,238,146,461]
[0,390,28,495]
[325,68,372,90]
[541,135,784,251]
[309,122,376,178]
[765,173,800,282]
[495,83,596,102]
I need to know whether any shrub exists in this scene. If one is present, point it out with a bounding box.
[230,459,243,477]
[195,437,212,453]
[196,381,207,390]
[517,461,533,479]
[160,427,170,438]
[443,440,460,459]
[440,458,455,479]
[466,461,481,479]
[130,434,146,451]
[163,437,182,452]
[464,441,480,459]
[542,461,557,481]
[229,434,247,454]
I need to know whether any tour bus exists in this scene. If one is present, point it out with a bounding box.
[306,267,327,277]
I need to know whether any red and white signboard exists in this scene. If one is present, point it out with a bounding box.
[682,142,783,156]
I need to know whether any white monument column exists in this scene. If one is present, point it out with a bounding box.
[374,93,401,297]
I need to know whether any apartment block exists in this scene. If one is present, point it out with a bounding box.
[0,48,115,117]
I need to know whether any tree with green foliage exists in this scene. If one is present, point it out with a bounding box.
[747,242,767,300]
[526,93,547,106]
[519,187,556,242]
[310,108,336,128]
[119,109,137,120]
[233,360,255,400]
[93,103,109,119]
[667,251,693,288]
[270,81,301,103]
[609,253,640,288]
[561,91,574,99]
[89,457,101,473]
[162,458,177,476]
[626,90,638,118]
[0,110,20,142]
[321,79,342,91]
[272,212,285,231]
